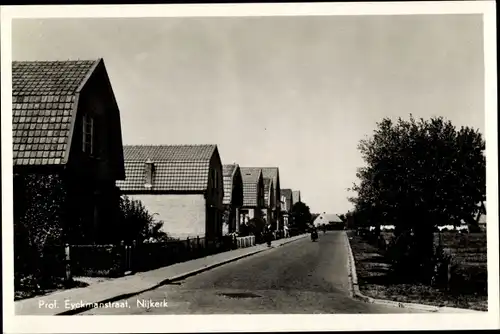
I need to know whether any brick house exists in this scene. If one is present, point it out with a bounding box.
[261,178,274,225]
[117,145,224,240]
[12,59,125,244]
[222,163,243,234]
[280,188,293,228]
[239,167,264,225]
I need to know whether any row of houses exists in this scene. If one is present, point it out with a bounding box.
[117,145,301,239]
[12,58,303,243]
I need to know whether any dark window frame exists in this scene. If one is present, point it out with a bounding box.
[82,113,94,156]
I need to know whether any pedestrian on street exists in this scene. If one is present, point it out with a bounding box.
[265,223,273,247]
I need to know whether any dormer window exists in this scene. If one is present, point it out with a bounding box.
[82,114,94,155]
[145,159,154,189]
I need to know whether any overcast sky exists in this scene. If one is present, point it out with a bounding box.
[12,14,484,214]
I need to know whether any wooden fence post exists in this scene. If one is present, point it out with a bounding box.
[120,240,126,275]
[65,244,72,283]
[196,236,200,256]
[131,240,137,273]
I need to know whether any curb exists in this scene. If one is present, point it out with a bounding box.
[344,232,484,313]
[58,233,308,315]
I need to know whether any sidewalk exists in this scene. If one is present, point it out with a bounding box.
[15,234,308,315]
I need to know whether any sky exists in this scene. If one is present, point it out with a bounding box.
[11,14,485,214]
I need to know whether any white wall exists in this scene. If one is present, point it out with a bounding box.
[129,194,206,239]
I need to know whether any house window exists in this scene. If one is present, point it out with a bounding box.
[144,159,154,188]
[212,169,218,191]
[240,210,249,224]
[82,114,94,155]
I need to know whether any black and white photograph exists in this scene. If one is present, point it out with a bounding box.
[1,1,498,332]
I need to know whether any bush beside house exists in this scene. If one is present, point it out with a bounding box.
[14,173,82,299]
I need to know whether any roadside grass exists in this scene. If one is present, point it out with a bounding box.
[14,277,90,301]
[348,231,487,311]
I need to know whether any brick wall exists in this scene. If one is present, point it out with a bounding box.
[128,194,206,239]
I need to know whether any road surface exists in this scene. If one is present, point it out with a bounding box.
[81,231,427,314]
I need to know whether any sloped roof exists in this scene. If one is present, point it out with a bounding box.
[261,167,279,186]
[123,145,216,161]
[223,164,239,205]
[12,59,101,166]
[117,145,217,192]
[292,190,301,204]
[255,167,279,189]
[314,213,343,225]
[281,188,293,211]
[282,189,292,201]
[240,167,262,207]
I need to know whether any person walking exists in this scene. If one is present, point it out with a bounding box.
[284,225,289,238]
[265,223,273,247]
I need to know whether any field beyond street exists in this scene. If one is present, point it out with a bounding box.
[348,231,487,311]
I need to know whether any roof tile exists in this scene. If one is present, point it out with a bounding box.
[118,145,217,192]
[248,167,280,207]
[222,164,239,205]
[240,167,262,207]
[12,59,100,167]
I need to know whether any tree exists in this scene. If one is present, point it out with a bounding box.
[349,115,485,278]
[338,213,346,222]
[118,195,170,243]
[14,173,68,289]
[290,202,312,232]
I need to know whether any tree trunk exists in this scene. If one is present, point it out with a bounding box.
[413,224,435,282]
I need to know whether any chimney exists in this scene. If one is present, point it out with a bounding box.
[144,158,154,189]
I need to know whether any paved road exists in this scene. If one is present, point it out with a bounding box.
[81,231,427,314]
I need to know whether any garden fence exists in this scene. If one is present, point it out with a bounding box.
[54,233,271,281]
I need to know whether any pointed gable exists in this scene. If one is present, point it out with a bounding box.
[292,190,301,204]
[247,167,280,209]
[223,163,242,205]
[12,59,101,166]
[281,188,293,211]
[263,178,273,207]
[240,167,262,207]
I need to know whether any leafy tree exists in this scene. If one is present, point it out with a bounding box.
[345,211,357,229]
[118,195,170,243]
[14,174,66,248]
[14,173,68,289]
[349,115,485,278]
[248,217,266,235]
[290,202,312,232]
